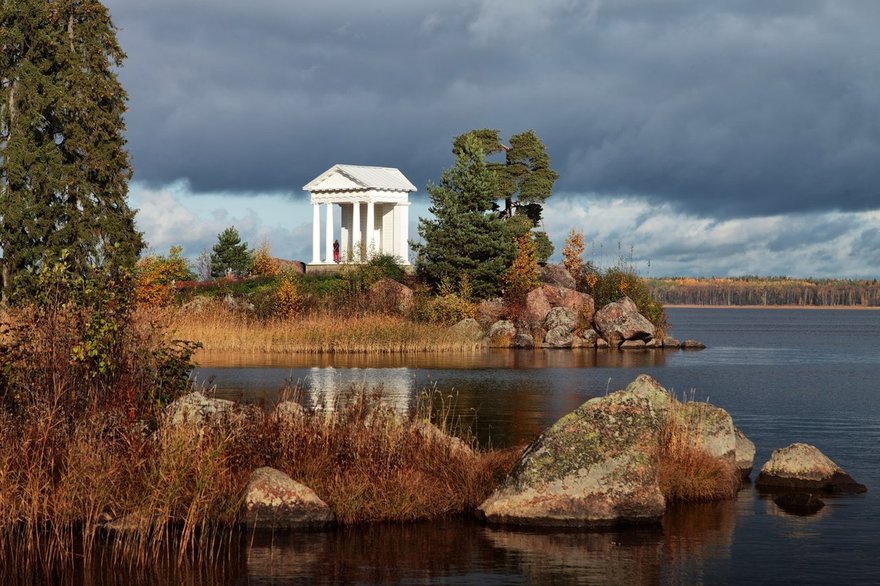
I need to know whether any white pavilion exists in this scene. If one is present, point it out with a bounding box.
[303,164,417,271]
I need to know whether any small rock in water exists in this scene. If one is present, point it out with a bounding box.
[774,493,825,516]
[241,467,334,530]
[756,443,867,494]
[681,339,706,349]
[662,337,681,349]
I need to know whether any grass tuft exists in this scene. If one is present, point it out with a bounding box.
[655,401,740,503]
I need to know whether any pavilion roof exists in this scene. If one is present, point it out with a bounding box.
[303,164,417,193]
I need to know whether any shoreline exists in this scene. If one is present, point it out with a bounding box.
[664,304,880,310]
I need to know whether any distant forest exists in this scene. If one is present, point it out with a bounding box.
[646,277,880,307]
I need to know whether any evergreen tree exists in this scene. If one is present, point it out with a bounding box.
[210,226,252,278]
[452,128,558,228]
[0,0,144,302]
[413,135,515,299]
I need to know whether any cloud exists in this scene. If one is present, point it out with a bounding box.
[105,0,880,220]
[129,182,313,261]
[541,194,880,278]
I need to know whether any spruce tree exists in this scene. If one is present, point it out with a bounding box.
[0,0,143,302]
[413,135,515,299]
[210,226,252,278]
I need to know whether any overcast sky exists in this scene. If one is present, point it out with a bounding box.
[106,0,880,278]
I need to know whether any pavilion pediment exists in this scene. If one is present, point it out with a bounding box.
[308,171,364,192]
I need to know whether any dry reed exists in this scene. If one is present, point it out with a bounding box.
[655,401,741,503]
[0,385,518,576]
[170,304,484,354]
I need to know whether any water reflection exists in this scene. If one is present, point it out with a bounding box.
[243,520,512,584]
[661,490,741,582]
[197,348,670,370]
[304,366,415,413]
[483,526,663,584]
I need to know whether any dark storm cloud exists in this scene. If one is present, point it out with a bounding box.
[106,0,880,218]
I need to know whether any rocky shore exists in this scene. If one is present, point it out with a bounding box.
[450,265,705,350]
[131,374,866,533]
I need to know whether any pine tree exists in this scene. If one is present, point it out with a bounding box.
[210,226,252,278]
[413,134,515,299]
[452,128,558,227]
[0,0,144,302]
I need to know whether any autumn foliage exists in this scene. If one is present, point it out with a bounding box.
[135,246,194,307]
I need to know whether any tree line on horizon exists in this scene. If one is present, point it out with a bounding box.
[647,277,880,307]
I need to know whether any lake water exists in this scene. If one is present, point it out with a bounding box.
[189,308,880,584]
[34,308,879,584]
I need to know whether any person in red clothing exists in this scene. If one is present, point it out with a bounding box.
[333,239,340,263]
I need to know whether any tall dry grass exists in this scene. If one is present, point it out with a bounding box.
[171,304,485,354]
[0,382,517,574]
[655,402,740,503]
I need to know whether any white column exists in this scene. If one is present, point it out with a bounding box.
[365,201,375,259]
[396,202,410,264]
[325,202,334,263]
[352,201,362,262]
[311,202,321,264]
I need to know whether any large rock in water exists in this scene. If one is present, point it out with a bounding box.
[593,297,655,343]
[735,428,756,479]
[478,375,673,527]
[675,402,736,464]
[240,467,334,530]
[755,443,867,494]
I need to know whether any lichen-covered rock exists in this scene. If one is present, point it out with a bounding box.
[514,332,535,348]
[596,337,610,349]
[487,320,517,346]
[735,428,756,479]
[593,297,655,342]
[241,467,334,530]
[581,329,599,346]
[538,264,576,289]
[675,402,736,464]
[756,443,867,494]
[544,307,577,333]
[681,339,706,349]
[544,326,573,348]
[620,340,646,350]
[450,318,485,341]
[478,375,674,527]
[164,392,235,427]
[663,337,681,348]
